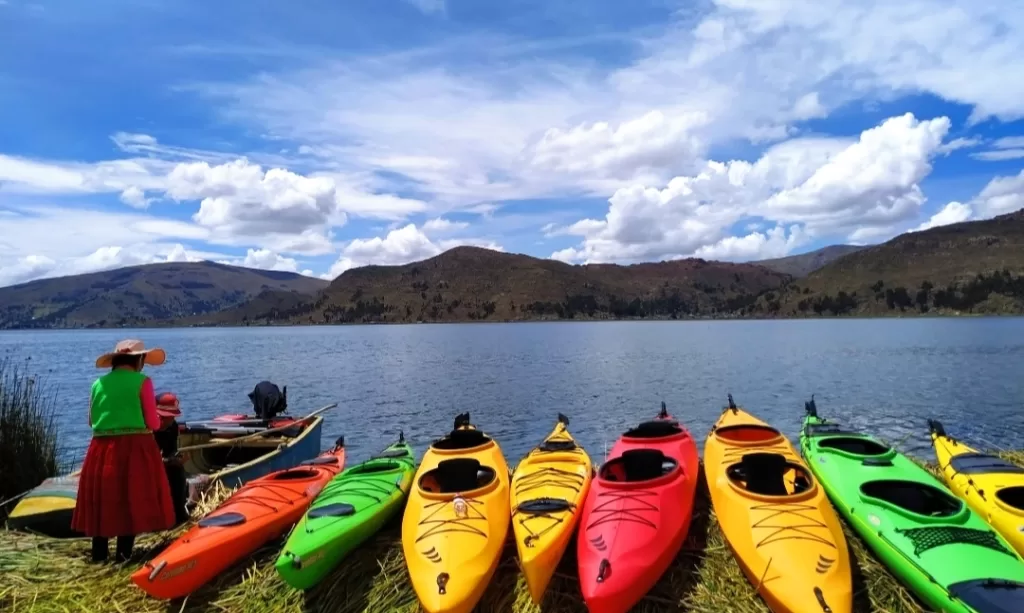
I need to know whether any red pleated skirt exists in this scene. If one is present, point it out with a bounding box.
[71,433,176,537]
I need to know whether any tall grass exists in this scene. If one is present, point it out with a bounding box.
[0,358,65,522]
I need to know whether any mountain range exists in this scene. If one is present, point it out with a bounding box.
[2,210,1022,329]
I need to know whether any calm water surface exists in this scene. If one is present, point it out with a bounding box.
[2,319,1022,467]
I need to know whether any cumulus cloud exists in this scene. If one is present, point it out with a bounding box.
[552,113,949,263]
[422,217,469,233]
[119,186,152,208]
[237,248,300,273]
[913,202,973,232]
[0,243,206,287]
[324,223,503,279]
[972,170,1024,218]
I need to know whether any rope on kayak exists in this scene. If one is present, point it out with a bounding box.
[751,502,837,549]
[585,490,658,530]
[415,497,488,542]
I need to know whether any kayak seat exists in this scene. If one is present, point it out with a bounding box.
[600,449,676,482]
[715,425,781,444]
[539,439,577,452]
[728,453,790,496]
[198,511,246,528]
[817,436,891,456]
[860,480,962,517]
[308,502,356,519]
[995,486,1024,511]
[433,429,491,450]
[624,420,683,439]
[948,452,1024,475]
[420,459,496,493]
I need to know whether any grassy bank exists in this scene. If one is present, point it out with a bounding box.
[0,358,65,523]
[11,454,1024,613]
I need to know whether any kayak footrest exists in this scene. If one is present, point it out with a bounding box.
[895,526,1016,558]
[308,502,356,518]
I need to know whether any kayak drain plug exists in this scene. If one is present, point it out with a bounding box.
[597,559,610,583]
[437,572,449,595]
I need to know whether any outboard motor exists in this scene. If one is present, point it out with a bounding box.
[248,381,288,421]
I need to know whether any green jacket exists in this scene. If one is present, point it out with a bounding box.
[90,369,149,435]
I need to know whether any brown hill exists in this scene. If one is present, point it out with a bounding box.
[199,246,791,325]
[753,245,866,277]
[754,209,1024,316]
[0,262,327,329]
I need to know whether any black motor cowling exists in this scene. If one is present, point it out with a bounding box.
[248,381,288,420]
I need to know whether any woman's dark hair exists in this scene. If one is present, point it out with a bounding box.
[110,354,144,370]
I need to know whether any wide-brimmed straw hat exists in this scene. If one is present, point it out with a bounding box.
[95,339,166,369]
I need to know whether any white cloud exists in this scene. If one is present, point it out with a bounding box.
[913,201,973,232]
[324,223,503,279]
[553,113,949,263]
[422,217,469,233]
[119,186,152,208]
[972,170,1024,218]
[0,243,206,287]
[937,136,982,155]
[238,248,300,272]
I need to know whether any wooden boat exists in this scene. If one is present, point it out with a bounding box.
[6,415,324,538]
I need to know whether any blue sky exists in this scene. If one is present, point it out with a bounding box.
[1,0,1023,286]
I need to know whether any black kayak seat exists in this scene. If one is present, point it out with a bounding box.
[741,453,789,496]
[620,449,669,481]
[430,458,491,493]
[949,453,1024,476]
[198,511,246,528]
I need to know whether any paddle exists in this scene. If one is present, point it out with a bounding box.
[176,403,338,453]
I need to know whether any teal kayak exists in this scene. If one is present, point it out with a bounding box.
[275,433,417,590]
[799,398,1024,613]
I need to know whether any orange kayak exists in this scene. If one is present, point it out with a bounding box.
[131,437,346,600]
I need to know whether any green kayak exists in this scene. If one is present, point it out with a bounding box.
[799,398,1024,613]
[275,433,417,590]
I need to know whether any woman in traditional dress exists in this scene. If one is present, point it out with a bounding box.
[72,339,176,562]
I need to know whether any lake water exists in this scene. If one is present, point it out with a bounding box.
[2,319,1023,468]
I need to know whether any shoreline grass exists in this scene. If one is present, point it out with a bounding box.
[0,358,66,523]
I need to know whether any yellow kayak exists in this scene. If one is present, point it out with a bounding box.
[703,397,852,613]
[402,413,511,613]
[510,414,593,604]
[929,419,1024,557]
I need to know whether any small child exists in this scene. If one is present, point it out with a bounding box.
[153,392,189,526]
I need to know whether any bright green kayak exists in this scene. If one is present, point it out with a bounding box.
[799,398,1024,613]
[275,434,416,590]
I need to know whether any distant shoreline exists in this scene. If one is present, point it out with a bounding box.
[2,310,1016,332]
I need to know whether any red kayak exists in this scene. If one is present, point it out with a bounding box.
[577,403,699,613]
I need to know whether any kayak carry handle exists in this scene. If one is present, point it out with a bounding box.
[805,394,818,417]
[658,401,668,419]
[557,412,570,425]
[927,419,946,437]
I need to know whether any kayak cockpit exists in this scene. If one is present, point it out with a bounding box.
[600,449,677,483]
[859,480,963,518]
[948,578,1024,613]
[715,424,784,445]
[817,436,891,457]
[726,453,813,497]
[419,458,496,494]
[995,487,1024,512]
